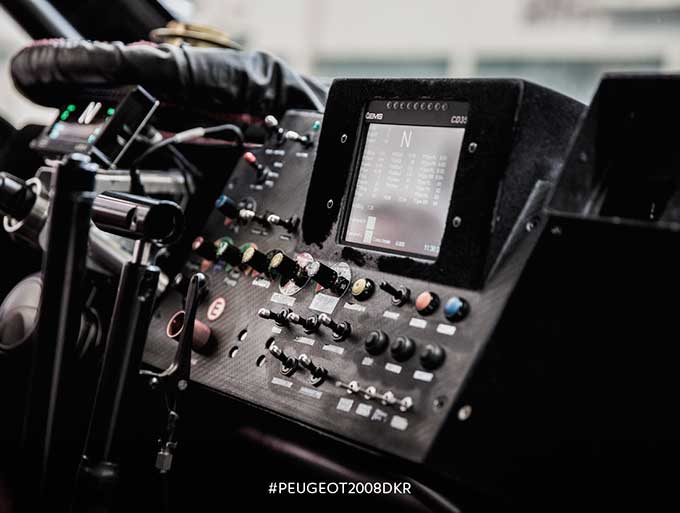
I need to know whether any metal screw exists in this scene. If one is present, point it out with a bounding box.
[326,199,334,209]
[452,216,462,228]
[177,379,188,391]
[148,377,160,390]
[340,134,348,143]
[468,142,478,154]
[457,405,472,421]
[550,225,562,236]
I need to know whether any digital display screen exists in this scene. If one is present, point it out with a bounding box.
[343,100,468,259]
[33,87,158,166]
[47,101,114,146]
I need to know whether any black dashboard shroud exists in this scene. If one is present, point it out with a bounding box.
[303,79,583,289]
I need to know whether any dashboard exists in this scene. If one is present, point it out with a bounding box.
[142,78,583,465]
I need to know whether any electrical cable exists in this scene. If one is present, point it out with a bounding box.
[128,123,245,195]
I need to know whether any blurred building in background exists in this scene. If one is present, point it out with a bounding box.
[3,0,680,125]
[186,0,680,102]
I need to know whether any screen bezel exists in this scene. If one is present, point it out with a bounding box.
[339,99,469,261]
[302,79,522,289]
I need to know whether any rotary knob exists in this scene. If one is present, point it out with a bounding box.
[364,330,389,355]
[420,343,446,370]
[216,241,243,267]
[390,335,415,362]
[269,252,306,285]
[241,246,271,274]
[351,278,375,301]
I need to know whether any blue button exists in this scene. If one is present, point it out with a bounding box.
[444,296,469,322]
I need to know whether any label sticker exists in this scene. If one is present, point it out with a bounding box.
[271,292,295,306]
[390,416,408,431]
[344,303,366,312]
[413,370,434,383]
[271,326,282,334]
[322,344,344,355]
[385,363,402,374]
[252,278,271,289]
[271,377,292,388]
[207,297,226,321]
[356,403,372,417]
[309,293,340,314]
[409,318,427,329]
[436,324,457,336]
[361,357,374,367]
[371,409,388,422]
[336,398,354,412]
[294,336,315,346]
[383,311,400,320]
[299,387,322,399]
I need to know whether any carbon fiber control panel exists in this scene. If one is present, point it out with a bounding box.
[144,79,583,464]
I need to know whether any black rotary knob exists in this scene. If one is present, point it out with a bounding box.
[215,194,240,219]
[269,252,304,283]
[192,236,217,261]
[241,246,270,273]
[390,335,416,362]
[364,330,389,355]
[351,278,375,301]
[216,241,243,266]
[420,343,446,370]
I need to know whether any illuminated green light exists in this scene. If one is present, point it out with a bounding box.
[107,107,115,116]
[60,111,70,121]
[87,135,97,144]
[312,120,321,131]
[67,104,76,112]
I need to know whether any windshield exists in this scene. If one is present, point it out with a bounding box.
[171,0,676,103]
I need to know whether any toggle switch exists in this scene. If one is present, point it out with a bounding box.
[268,343,297,376]
[379,281,411,306]
[243,152,276,183]
[305,261,349,295]
[318,313,351,341]
[286,312,320,334]
[298,353,327,386]
[258,307,291,327]
[266,213,299,234]
[283,130,314,148]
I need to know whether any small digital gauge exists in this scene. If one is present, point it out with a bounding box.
[342,99,469,260]
[31,86,159,168]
